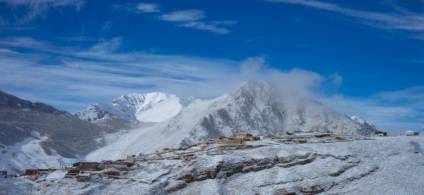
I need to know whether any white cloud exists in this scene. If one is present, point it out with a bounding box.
[159,10,205,22]
[269,68,324,100]
[329,72,343,89]
[179,21,231,34]
[136,3,160,13]
[132,5,236,34]
[0,0,84,23]
[85,37,122,56]
[240,57,267,76]
[158,10,235,34]
[268,0,424,39]
[0,36,49,50]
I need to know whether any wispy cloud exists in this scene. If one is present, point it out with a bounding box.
[0,36,49,50]
[121,4,236,34]
[157,9,235,34]
[136,3,160,13]
[0,0,84,24]
[159,10,205,22]
[179,21,231,34]
[268,0,424,39]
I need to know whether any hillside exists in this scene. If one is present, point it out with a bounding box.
[0,91,110,174]
[2,136,424,194]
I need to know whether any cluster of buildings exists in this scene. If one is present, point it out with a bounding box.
[19,159,135,182]
[12,134,263,181]
[371,130,422,137]
[5,130,422,182]
[217,133,260,144]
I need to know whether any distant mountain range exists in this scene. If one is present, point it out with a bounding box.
[82,81,377,160]
[1,80,378,172]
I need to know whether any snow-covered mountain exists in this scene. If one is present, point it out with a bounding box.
[75,93,189,123]
[182,81,376,141]
[0,91,109,174]
[3,80,378,171]
[86,81,377,160]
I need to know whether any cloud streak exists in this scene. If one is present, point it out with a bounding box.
[159,10,205,22]
[0,0,84,24]
[179,21,231,34]
[125,3,236,34]
[136,3,160,13]
[268,0,424,39]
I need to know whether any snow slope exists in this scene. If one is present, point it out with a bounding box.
[75,93,188,123]
[86,99,212,161]
[4,136,424,194]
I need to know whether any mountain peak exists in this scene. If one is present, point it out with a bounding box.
[76,92,187,123]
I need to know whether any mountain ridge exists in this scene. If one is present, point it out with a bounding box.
[86,80,377,160]
[75,92,189,123]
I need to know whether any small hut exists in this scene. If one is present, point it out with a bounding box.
[76,173,91,182]
[73,162,103,171]
[163,148,174,153]
[23,169,49,176]
[374,131,388,136]
[234,133,259,141]
[225,139,243,144]
[234,133,253,140]
[183,154,196,161]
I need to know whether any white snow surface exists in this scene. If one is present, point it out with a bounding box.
[76,93,188,123]
[3,136,424,194]
[86,99,213,161]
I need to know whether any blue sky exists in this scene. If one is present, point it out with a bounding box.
[0,0,423,133]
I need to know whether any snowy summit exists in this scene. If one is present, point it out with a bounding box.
[76,93,189,123]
